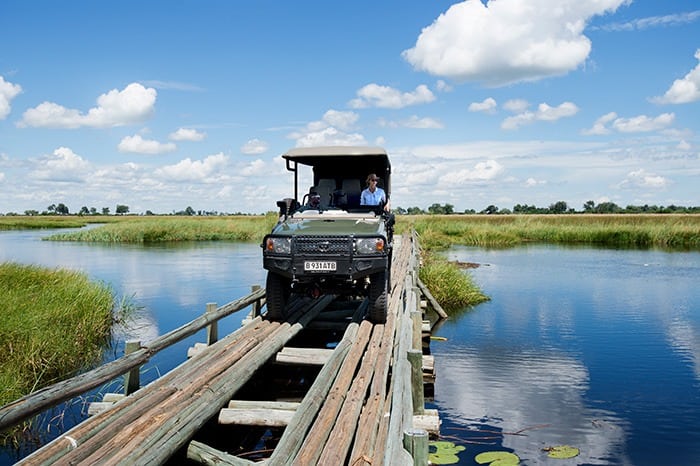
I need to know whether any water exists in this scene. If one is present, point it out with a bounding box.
[0,228,266,464]
[434,245,700,465]
[2,231,699,465]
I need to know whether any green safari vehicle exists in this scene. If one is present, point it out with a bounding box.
[261,146,393,323]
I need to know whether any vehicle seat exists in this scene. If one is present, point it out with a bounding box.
[341,178,362,208]
[315,178,336,208]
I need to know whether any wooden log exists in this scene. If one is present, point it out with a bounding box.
[417,278,448,320]
[19,317,277,465]
[102,393,126,403]
[124,340,141,396]
[266,323,358,466]
[104,297,332,466]
[317,321,383,464]
[412,409,441,436]
[403,428,429,466]
[206,302,218,345]
[218,408,294,427]
[290,320,374,466]
[274,347,334,366]
[408,349,424,415]
[187,440,255,466]
[411,310,422,351]
[349,309,395,463]
[227,400,300,411]
[87,402,114,417]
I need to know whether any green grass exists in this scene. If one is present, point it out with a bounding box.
[44,215,278,243]
[404,214,700,250]
[0,262,114,408]
[419,252,490,312]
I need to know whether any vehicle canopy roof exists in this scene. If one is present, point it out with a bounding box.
[282,146,391,198]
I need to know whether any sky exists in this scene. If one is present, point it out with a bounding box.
[1,0,699,215]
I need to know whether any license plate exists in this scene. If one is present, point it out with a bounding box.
[304,261,337,271]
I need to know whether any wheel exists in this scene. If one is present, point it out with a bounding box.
[368,270,388,324]
[265,272,290,321]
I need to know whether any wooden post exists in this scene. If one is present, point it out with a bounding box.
[402,428,429,466]
[124,340,141,396]
[408,349,424,415]
[206,302,218,345]
[251,285,261,317]
[411,310,422,351]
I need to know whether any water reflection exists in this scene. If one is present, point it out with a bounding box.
[437,345,629,465]
[436,245,700,465]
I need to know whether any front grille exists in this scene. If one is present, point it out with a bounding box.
[294,236,352,256]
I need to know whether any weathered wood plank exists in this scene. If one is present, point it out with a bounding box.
[290,320,374,466]
[218,408,295,427]
[266,323,358,466]
[413,409,441,436]
[187,440,255,466]
[417,277,448,320]
[274,347,334,366]
[227,400,300,411]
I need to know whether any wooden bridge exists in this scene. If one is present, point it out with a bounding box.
[0,233,446,465]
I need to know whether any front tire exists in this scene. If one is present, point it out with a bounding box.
[368,270,388,324]
[265,272,290,321]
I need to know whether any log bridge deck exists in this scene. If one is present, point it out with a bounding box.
[4,233,444,465]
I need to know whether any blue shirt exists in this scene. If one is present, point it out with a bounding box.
[360,186,386,206]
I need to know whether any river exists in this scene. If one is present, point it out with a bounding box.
[1,229,699,465]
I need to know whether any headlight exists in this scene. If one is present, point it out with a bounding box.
[265,236,291,254]
[355,237,385,254]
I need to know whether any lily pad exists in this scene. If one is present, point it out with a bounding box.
[475,450,520,465]
[544,445,580,459]
[428,441,466,465]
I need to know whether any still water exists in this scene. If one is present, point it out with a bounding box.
[1,230,699,465]
[436,245,700,465]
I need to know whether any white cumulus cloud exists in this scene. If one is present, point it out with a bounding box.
[241,139,269,155]
[169,128,206,141]
[651,49,700,104]
[349,83,435,109]
[154,153,228,181]
[0,76,22,119]
[502,102,579,130]
[469,97,497,113]
[289,110,366,147]
[30,147,90,182]
[118,135,177,154]
[440,159,504,184]
[618,169,669,189]
[402,0,628,86]
[612,113,675,133]
[19,82,156,128]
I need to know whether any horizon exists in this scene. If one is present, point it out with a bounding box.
[1,1,699,215]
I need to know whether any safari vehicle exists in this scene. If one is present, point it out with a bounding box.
[261,146,393,323]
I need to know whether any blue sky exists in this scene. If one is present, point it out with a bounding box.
[1,0,698,214]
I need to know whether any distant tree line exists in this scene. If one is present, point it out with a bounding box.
[394,200,700,215]
[1,203,259,217]
[3,200,699,217]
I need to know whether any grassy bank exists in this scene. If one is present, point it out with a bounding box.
[0,263,114,409]
[402,214,700,250]
[44,215,277,243]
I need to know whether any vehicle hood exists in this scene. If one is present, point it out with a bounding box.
[271,217,384,236]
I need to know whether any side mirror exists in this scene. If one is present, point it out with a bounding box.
[277,198,297,219]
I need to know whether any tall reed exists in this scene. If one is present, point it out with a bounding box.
[0,263,114,408]
[46,215,277,243]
